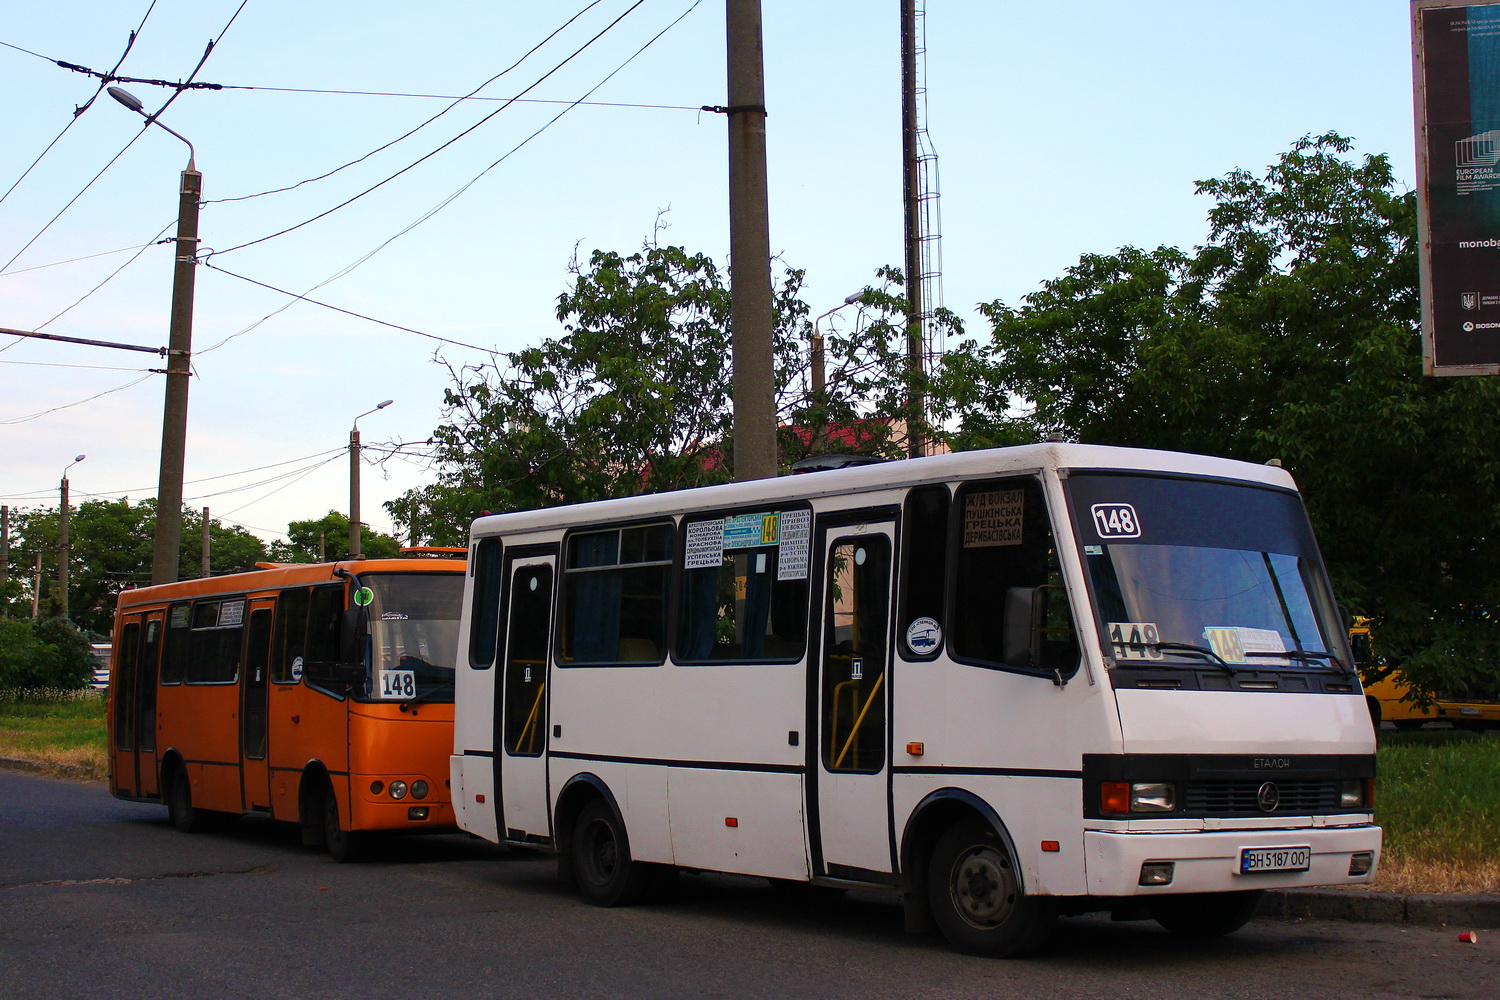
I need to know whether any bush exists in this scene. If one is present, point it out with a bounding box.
[0,618,95,692]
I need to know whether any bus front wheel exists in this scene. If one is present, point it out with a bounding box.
[571,799,650,907]
[927,819,1055,957]
[322,783,369,863]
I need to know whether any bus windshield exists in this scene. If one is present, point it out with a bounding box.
[361,571,464,702]
[1064,474,1348,672]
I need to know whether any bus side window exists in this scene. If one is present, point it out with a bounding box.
[899,485,950,660]
[559,523,672,665]
[273,588,310,684]
[307,585,345,664]
[951,478,1078,677]
[677,510,808,663]
[160,602,191,684]
[469,537,503,669]
[186,599,243,684]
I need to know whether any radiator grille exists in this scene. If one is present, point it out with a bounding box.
[1184,779,1339,814]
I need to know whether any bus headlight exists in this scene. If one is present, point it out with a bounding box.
[1339,780,1367,809]
[390,780,409,800]
[411,780,429,800]
[1101,781,1177,814]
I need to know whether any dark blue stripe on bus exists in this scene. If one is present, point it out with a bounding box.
[548,750,804,775]
[891,765,1083,779]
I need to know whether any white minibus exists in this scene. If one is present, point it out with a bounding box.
[450,444,1380,956]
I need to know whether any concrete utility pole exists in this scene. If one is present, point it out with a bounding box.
[109,87,201,587]
[901,0,927,459]
[201,507,211,578]
[59,454,85,622]
[726,0,777,482]
[1,506,10,619]
[349,400,393,559]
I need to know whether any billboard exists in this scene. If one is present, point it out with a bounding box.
[1414,0,1500,374]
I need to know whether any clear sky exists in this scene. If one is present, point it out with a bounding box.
[0,1,1419,547]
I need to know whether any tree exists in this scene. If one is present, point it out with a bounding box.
[268,511,403,563]
[5,500,270,635]
[388,244,926,540]
[941,133,1500,700]
[0,618,95,692]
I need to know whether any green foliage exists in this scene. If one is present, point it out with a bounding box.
[948,132,1500,699]
[0,618,94,692]
[4,500,270,634]
[388,244,924,539]
[268,511,403,562]
[1377,732,1500,879]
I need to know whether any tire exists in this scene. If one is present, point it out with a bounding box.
[927,819,1055,958]
[1392,719,1425,732]
[322,783,369,863]
[1365,696,1382,729]
[166,766,211,833]
[571,799,650,907]
[1149,890,1264,938]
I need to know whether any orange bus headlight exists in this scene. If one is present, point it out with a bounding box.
[411,780,429,800]
[389,780,409,800]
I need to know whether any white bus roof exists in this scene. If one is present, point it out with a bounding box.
[469,443,1296,539]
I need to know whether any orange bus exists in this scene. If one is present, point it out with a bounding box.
[107,551,465,861]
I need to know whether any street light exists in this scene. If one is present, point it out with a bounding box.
[58,454,85,622]
[109,86,201,586]
[810,290,870,398]
[349,400,394,559]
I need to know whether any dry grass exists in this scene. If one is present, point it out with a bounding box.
[0,688,108,776]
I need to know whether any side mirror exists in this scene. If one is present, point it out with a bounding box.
[1003,586,1045,669]
[339,608,368,667]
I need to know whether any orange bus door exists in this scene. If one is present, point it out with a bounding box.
[811,518,897,880]
[240,602,275,811]
[113,611,165,799]
[110,614,144,797]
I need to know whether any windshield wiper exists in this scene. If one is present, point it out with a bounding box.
[400,676,454,711]
[1246,649,1350,673]
[1147,642,1237,677]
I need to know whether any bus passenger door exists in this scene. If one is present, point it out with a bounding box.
[812,519,896,879]
[496,554,556,842]
[240,601,275,811]
[112,611,165,798]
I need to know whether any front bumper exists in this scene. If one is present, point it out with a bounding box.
[1084,823,1382,896]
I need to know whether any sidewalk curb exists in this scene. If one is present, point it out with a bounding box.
[1260,888,1500,929]
[0,754,102,781]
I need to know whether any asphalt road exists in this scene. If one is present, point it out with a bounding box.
[2,768,1495,1000]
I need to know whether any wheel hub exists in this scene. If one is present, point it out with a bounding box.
[953,848,1013,926]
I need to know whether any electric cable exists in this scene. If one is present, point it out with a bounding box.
[206,0,610,205]
[0,0,157,208]
[0,374,153,425]
[0,0,244,273]
[210,0,650,257]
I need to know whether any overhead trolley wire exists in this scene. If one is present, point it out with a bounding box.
[0,0,245,274]
[196,0,703,358]
[210,0,652,257]
[207,0,612,205]
[0,0,158,208]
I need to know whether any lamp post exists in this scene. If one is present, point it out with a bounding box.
[349,400,393,559]
[808,292,868,454]
[109,87,201,586]
[58,454,85,622]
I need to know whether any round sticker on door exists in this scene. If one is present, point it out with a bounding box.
[291,656,304,681]
[905,617,942,655]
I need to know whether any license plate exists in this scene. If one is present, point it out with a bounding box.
[1239,846,1311,874]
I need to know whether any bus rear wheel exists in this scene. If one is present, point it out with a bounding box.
[927,819,1055,957]
[1148,890,1264,938]
[166,766,211,833]
[572,799,650,907]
